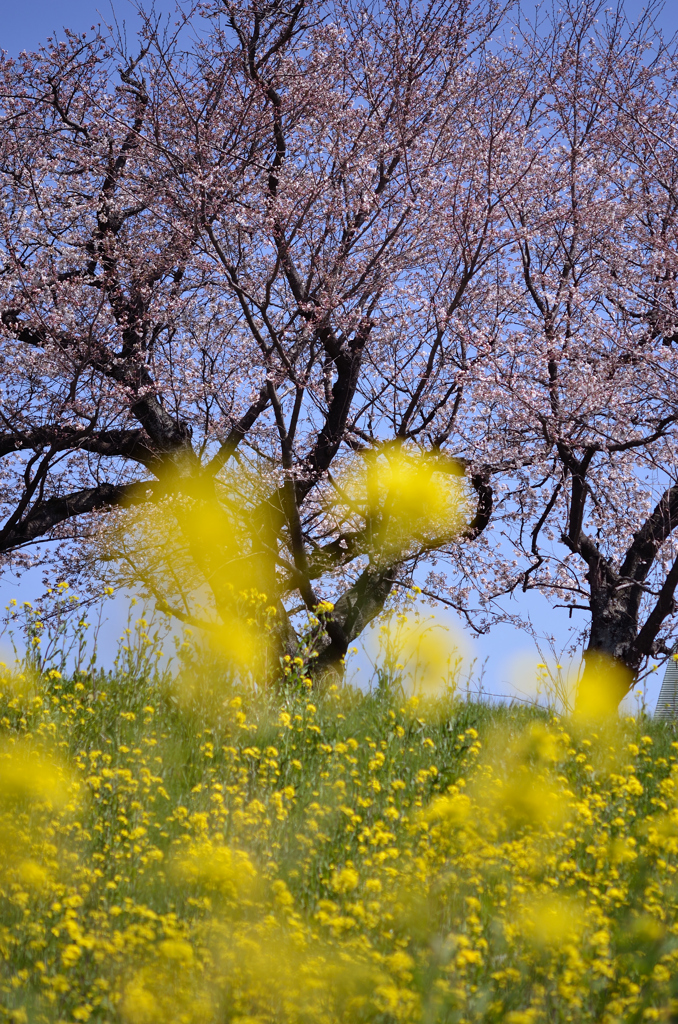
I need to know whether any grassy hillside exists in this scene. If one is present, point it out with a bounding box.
[2,635,678,1023]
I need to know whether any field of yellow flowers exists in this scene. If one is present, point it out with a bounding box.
[3,626,678,1023]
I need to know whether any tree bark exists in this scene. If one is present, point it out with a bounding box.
[311,563,399,680]
[572,483,678,713]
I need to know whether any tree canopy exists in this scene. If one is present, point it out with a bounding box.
[2,0,678,701]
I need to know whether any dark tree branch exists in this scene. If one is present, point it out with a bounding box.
[0,480,153,555]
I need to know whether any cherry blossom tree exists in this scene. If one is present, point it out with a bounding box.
[0,0,513,672]
[458,0,678,708]
[3,0,678,703]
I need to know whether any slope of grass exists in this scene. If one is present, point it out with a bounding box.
[3,648,678,1024]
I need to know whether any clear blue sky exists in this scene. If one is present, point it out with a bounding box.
[2,0,675,55]
[2,1,151,54]
[1,1,677,710]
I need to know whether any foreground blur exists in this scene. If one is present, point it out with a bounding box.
[2,637,678,1023]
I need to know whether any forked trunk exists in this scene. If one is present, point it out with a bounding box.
[311,563,398,682]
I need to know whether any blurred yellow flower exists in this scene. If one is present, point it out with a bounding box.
[509,894,586,949]
[0,741,74,809]
[173,841,258,902]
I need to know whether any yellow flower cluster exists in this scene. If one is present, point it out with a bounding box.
[2,660,678,1023]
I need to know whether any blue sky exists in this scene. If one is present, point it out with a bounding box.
[2,1,153,54]
[1,1,677,710]
[2,0,675,55]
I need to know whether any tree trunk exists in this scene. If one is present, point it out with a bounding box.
[574,583,639,714]
[575,649,635,716]
[311,563,399,682]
